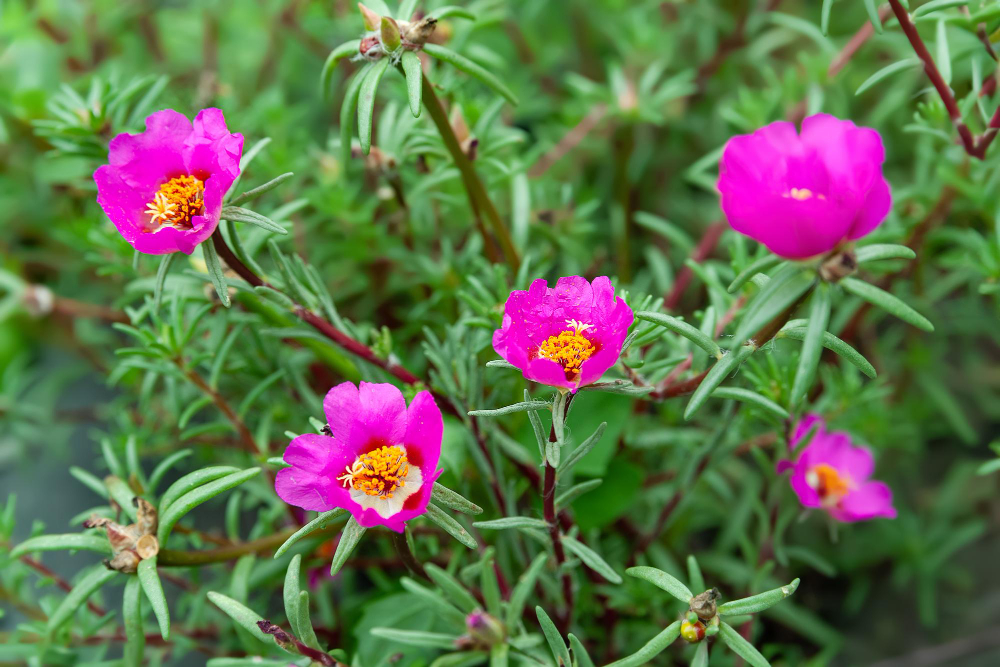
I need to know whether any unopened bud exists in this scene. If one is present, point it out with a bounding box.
[689,587,720,621]
[401,16,437,46]
[358,3,381,31]
[704,616,720,637]
[464,610,506,648]
[381,17,402,51]
[680,619,706,643]
[819,249,857,282]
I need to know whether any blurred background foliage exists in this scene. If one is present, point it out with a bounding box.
[1,0,999,665]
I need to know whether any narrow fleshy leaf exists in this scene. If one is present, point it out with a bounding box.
[202,239,231,307]
[11,534,111,558]
[556,479,602,507]
[123,576,144,667]
[691,642,709,667]
[428,5,476,20]
[369,628,460,648]
[159,465,240,515]
[569,633,596,667]
[727,255,783,293]
[863,0,883,33]
[854,243,917,263]
[473,517,549,530]
[341,65,370,165]
[157,468,261,544]
[626,566,693,602]
[401,50,423,118]
[426,563,478,612]
[207,591,272,644]
[731,266,813,346]
[778,327,876,378]
[296,590,322,650]
[718,621,770,667]
[840,277,934,331]
[330,516,367,576]
[914,0,970,17]
[468,400,550,417]
[274,508,348,558]
[283,554,304,638]
[820,0,834,34]
[47,566,118,634]
[789,285,831,407]
[936,19,952,85]
[137,557,170,640]
[221,206,287,235]
[105,475,139,521]
[358,57,392,155]
[536,606,572,667]
[425,502,477,549]
[560,422,607,473]
[154,253,175,311]
[228,172,294,207]
[481,552,502,617]
[687,555,705,594]
[719,578,800,616]
[684,345,755,420]
[563,536,622,583]
[423,44,519,105]
[321,41,362,99]
[604,621,681,667]
[506,552,549,628]
[711,387,789,421]
[635,311,721,358]
[856,59,921,95]
[431,483,483,515]
[380,16,401,51]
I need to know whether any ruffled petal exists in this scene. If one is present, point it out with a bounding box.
[107,110,190,190]
[275,467,335,512]
[184,108,243,194]
[524,357,576,391]
[791,414,826,449]
[402,391,443,474]
[848,176,892,240]
[834,481,896,522]
[788,464,822,509]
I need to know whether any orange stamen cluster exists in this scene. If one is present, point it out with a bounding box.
[537,326,596,376]
[808,463,850,501]
[338,445,409,499]
[144,175,205,230]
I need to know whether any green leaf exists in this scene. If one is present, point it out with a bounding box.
[159,465,240,515]
[283,554,304,638]
[221,206,288,235]
[423,44,519,105]
[855,59,921,95]
[401,577,467,626]
[154,253,175,311]
[854,243,917,263]
[47,565,118,634]
[401,50,423,118]
[863,0,883,33]
[431,483,483,515]
[296,590,322,650]
[691,642,709,667]
[789,285,831,407]
[123,576,144,667]
[274,508,347,558]
[10,534,111,558]
[635,311,721,358]
[936,19,952,85]
[536,606,572,667]
[398,0,420,19]
[70,466,108,499]
[473,517,549,530]
[686,555,705,595]
[227,172,294,207]
[710,387,789,421]
[731,266,813,346]
[556,479,602,507]
[358,57,392,156]
[425,502,478,549]
[728,255,783,293]
[330,516,367,576]
[426,563,479,612]
[777,327,876,378]
[820,0,834,34]
[157,467,261,544]
[428,5,476,20]
[480,552,502,617]
[563,536,622,584]
[468,400,550,417]
[604,621,681,667]
[207,591,272,644]
[559,422,606,473]
[719,579,799,616]
[320,41,361,100]
[718,621,770,667]
[137,556,170,640]
[913,0,969,17]
[369,627,460,648]
[105,475,139,522]
[506,552,549,628]
[341,64,370,165]
[202,238,231,307]
[840,277,934,331]
[626,566,693,602]
[569,633,595,667]
[684,345,755,420]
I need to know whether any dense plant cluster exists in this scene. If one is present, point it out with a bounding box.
[1,0,999,665]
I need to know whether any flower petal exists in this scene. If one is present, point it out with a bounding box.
[403,391,443,474]
[834,481,896,522]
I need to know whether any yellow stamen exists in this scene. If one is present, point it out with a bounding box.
[337,445,410,500]
[144,175,204,230]
[785,187,826,201]
[537,323,596,377]
[807,463,851,504]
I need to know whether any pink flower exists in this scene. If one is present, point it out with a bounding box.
[94,109,244,255]
[492,276,634,393]
[777,414,896,522]
[275,382,443,533]
[718,113,891,259]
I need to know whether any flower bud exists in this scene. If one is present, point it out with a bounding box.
[380,17,402,52]
[818,249,857,283]
[358,3,381,31]
[401,16,437,46]
[680,619,706,643]
[464,610,506,648]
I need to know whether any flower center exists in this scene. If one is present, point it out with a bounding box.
[784,187,826,201]
[145,175,205,230]
[537,320,596,377]
[806,463,851,506]
[337,445,410,500]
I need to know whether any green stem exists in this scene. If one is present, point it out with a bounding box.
[420,73,521,272]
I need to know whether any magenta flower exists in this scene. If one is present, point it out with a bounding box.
[275,382,443,533]
[777,414,896,522]
[718,113,891,259]
[492,276,634,393]
[94,108,243,255]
